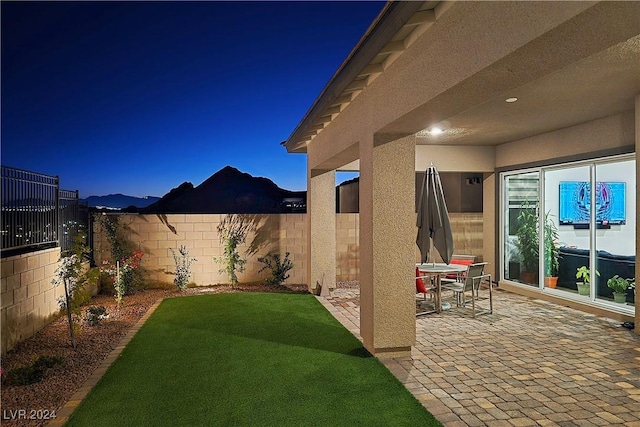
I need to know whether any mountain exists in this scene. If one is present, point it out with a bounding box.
[83,194,161,209]
[143,166,306,214]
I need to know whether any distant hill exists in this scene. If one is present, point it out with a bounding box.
[83,194,161,209]
[143,166,306,214]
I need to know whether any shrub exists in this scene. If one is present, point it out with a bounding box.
[214,215,252,286]
[258,252,294,287]
[3,365,43,386]
[100,251,144,306]
[3,355,62,386]
[95,214,145,294]
[170,245,197,291]
[85,306,109,326]
[607,275,633,293]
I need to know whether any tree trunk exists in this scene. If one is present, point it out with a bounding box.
[64,279,76,348]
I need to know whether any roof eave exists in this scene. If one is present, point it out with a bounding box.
[283,1,426,153]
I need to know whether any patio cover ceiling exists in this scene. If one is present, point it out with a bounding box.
[283,1,640,153]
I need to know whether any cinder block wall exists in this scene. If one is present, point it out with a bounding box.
[1,211,477,354]
[336,213,359,282]
[449,213,484,261]
[415,212,484,262]
[1,248,65,354]
[93,214,304,286]
[93,213,362,287]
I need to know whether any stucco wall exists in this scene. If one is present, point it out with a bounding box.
[496,111,635,169]
[1,248,65,354]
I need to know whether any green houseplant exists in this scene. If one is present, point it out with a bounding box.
[576,266,599,296]
[544,212,560,288]
[515,202,539,284]
[607,275,633,303]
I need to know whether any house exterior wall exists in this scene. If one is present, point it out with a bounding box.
[495,111,635,169]
[294,0,638,351]
[1,248,65,354]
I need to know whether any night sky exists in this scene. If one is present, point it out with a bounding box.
[1,1,383,197]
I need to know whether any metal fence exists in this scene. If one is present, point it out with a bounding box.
[1,166,88,257]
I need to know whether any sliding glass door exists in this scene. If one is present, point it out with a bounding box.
[594,159,635,307]
[544,165,590,296]
[501,155,635,313]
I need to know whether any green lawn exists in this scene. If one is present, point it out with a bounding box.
[67,293,441,426]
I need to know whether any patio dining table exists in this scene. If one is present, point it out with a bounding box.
[416,262,468,315]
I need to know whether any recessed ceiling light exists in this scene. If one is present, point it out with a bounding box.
[430,127,443,135]
[505,97,518,103]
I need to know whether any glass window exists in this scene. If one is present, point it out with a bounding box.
[503,171,539,286]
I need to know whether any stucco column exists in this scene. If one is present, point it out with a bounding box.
[359,134,416,357]
[635,93,639,334]
[307,169,336,294]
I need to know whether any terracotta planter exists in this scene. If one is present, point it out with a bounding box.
[545,277,558,288]
[521,271,537,285]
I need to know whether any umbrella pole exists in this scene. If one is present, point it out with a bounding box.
[431,238,435,267]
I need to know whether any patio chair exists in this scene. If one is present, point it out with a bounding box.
[416,267,437,316]
[441,256,475,283]
[441,262,493,317]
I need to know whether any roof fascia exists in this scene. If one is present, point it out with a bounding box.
[283,1,425,153]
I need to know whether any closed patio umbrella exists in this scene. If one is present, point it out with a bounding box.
[416,165,454,264]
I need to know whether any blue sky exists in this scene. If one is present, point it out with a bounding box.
[1,1,383,197]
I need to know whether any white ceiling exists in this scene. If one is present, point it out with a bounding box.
[415,35,640,146]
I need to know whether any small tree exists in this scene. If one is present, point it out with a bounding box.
[170,245,197,291]
[214,215,252,286]
[258,252,294,287]
[51,232,93,348]
[52,254,81,348]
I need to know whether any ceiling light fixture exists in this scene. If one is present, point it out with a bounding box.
[430,127,443,135]
[505,97,518,103]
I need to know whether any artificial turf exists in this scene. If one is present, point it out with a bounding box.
[66,293,441,426]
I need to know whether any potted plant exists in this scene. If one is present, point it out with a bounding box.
[515,202,539,284]
[576,266,599,296]
[607,275,633,303]
[544,212,560,288]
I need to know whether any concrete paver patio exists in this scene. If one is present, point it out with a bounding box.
[318,286,640,426]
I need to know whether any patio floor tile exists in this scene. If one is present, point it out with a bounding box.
[318,286,640,426]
